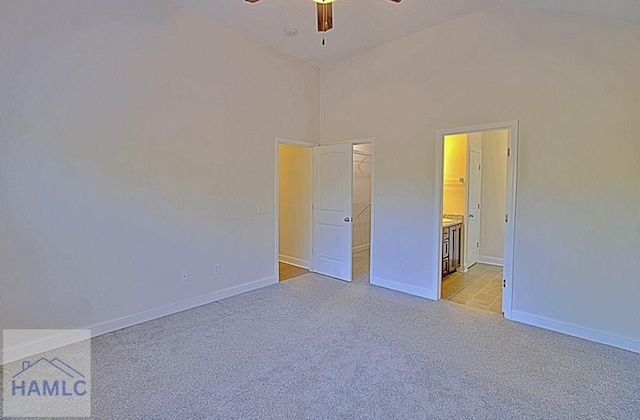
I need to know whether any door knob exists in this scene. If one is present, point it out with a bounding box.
[344,217,353,222]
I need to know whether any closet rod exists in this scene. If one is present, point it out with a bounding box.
[353,150,372,157]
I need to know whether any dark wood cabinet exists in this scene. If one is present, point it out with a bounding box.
[442,227,450,276]
[442,222,462,279]
[450,223,461,272]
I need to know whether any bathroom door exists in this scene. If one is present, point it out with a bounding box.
[466,150,482,268]
[312,143,353,282]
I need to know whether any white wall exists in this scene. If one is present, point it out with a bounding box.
[353,144,372,251]
[0,0,319,348]
[278,144,312,267]
[480,130,508,265]
[320,6,640,349]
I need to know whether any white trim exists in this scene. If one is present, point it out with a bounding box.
[479,255,504,266]
[328,137,375,145]
[1,276,277,365]
[433,136,445,296]
[275,137,316,282]
[433,120,518,320]
[278,254,310,269]
[275,136,318,148]
[352,243,370,253]
[1,330,90,366]
[369,140,376,283]
[502,122,519,320]
[511,310,640,354]
[371,276,436,300]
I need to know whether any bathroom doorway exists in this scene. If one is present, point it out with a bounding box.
[433,122,518,318]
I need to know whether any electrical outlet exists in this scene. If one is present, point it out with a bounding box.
[181,270,188,283]
[213,264,221,275]
[257,204,266,214]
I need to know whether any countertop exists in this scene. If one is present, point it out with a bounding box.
[443,218,462,228]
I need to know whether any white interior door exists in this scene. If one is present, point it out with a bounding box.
[312,143,353,281]
[466,150,482,268]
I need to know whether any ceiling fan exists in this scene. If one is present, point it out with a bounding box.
[245,0,403,45]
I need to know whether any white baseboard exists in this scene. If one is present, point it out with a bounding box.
[352,244,370,253]
[510,310,640,354]
[1,276,277,365]
[278,254,310,269]
[371,276,436,300]
[479,255,504,266]
[1,330,91,366]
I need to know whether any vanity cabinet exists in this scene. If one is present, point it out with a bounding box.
[450,223,461,272]
[442,227,450,276]
[442,222,462,278]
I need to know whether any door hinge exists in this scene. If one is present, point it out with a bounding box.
[477,241,480,248]
[503,279,506,288]
[505,214,508,223]
[507,148,511,157]
[479,164,482,170]
[477,203,480,210]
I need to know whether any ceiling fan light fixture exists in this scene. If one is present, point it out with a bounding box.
[245,0,402,45]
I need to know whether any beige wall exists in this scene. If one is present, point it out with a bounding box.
[0,0,319,342]
[320,6,640,346]
[479,130,508,264]
[443,134,467,216]
[2,1,639,353]
[278,144,312,267]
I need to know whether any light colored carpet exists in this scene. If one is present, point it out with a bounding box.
[10,273,640,419]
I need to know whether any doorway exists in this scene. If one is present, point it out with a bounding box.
[276,138,375,284]
[352,143,372,283]
[276,139,314,282]
[433,122,518,319]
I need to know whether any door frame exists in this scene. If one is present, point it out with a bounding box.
[433,121,518,319]
[274,137,317,282]
[274,137,376,283]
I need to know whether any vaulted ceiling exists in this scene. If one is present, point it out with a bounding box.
[172,0,640,66]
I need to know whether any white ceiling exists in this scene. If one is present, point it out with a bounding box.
[171,0,640,67]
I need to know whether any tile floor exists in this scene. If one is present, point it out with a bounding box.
[279,249,371,282]
[441,263,503,314]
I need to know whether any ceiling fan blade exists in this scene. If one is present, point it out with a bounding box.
[317,2,333,32]
[245,0,261,3]
[388,0,402,2]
